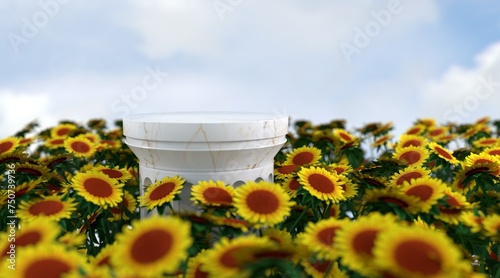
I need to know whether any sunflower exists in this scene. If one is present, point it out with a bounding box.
[13,162,50,178]
[296,218,348,259]
[363,187,422,214]
[234,181,295,225]
[460,211,485,233]
[206,215,253,232]
[44,137,66,149]
[0,137,20,155]
[108,191,137,221]
[57,231,86,247]
[434,133,457,144]
[11,178,44,198]
[138,176,185,210]
[427,141,460,165]
[112,215,192,277]
[404,124,426,135]
[390,165,431,187]
[4,243,86,278]
[482,214,500,238]
[371,134,392,147]
[17,195,77,222]
[0,220,59,258]
[274,163,298,180]
[462,125,487,139]
[434,187,472,225]
[401,177,446,213]
[18,136,35,146]
[297,166,346,202]
[97,139,122,151]
[427,126,448,139]
[326,163,352,175]
[90,243,116,269]
[333,128,356,144]
[473,137,500,148]
[450,170,476,193]
[284,146,321,166]
[64,136,97,158]
[335,213,399,277]
[281,177,301,198]
[373,225,464,278]
[339,176,358,199]
[484,146,500,157]
[372,121,393,136]
[201,235,276,278]
[393,146,429,166]
[72,171,124,208]
[50,123,77,138]
[41,153,73,169]
[464,152,500,176]
[93,165,132,182]
[191,180,235,207]
[184,250,210,278]
[263,228,294,248]
[81,132,100,144]
[301,259,348,278]
[417,118,437,127]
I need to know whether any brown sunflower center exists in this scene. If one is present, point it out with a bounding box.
[28,200,64,216]
[312,260,332,272]
[338,132,353,142]
[131,229,173,263]
[489,149,500,156]
[246,190,280,214]
[480,138,497,145]
[0,141,14,153]
[396,172,422,185]
[56,127,71,136]
[288,178,300,190]
[433,147,454,160]
[308,174,335,194]
[83,178,113,198]
[293,152,314,165]
[406,127,421,135]
[101,169,123,179]
[49,139,65,145]
[379,197,409,208]
[278,164,297,175]
[352,229,378,257]
[203,187,232,205]
[429,129,444,136]
[317,226,340,246]
[70,141,91,153]
[405,185,433,201]
[149,182,176,201]
[194,264,209,278]
[25,258,72,278]
[17,231,42,247]
[399,150,421,165]
[402,140,422,148]
[219,246,245,268]
[110,197,130,214]
[394,240,442,275]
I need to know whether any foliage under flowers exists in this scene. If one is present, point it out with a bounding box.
[1,117,500,277]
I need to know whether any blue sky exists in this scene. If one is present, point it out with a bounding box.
[1,0,500,138]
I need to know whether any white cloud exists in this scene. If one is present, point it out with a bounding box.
[421,41,500,124]
[0,90,55,137]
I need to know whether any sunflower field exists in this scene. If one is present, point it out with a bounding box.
[1,116,500,277]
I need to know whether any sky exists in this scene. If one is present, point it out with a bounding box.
[1,0,500,138]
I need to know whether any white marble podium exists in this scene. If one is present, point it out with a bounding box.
[123,112,288,216]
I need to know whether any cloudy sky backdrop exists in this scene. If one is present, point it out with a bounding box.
[1,0,500,138]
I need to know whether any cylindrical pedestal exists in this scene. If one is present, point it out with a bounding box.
[123,112,288,217]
